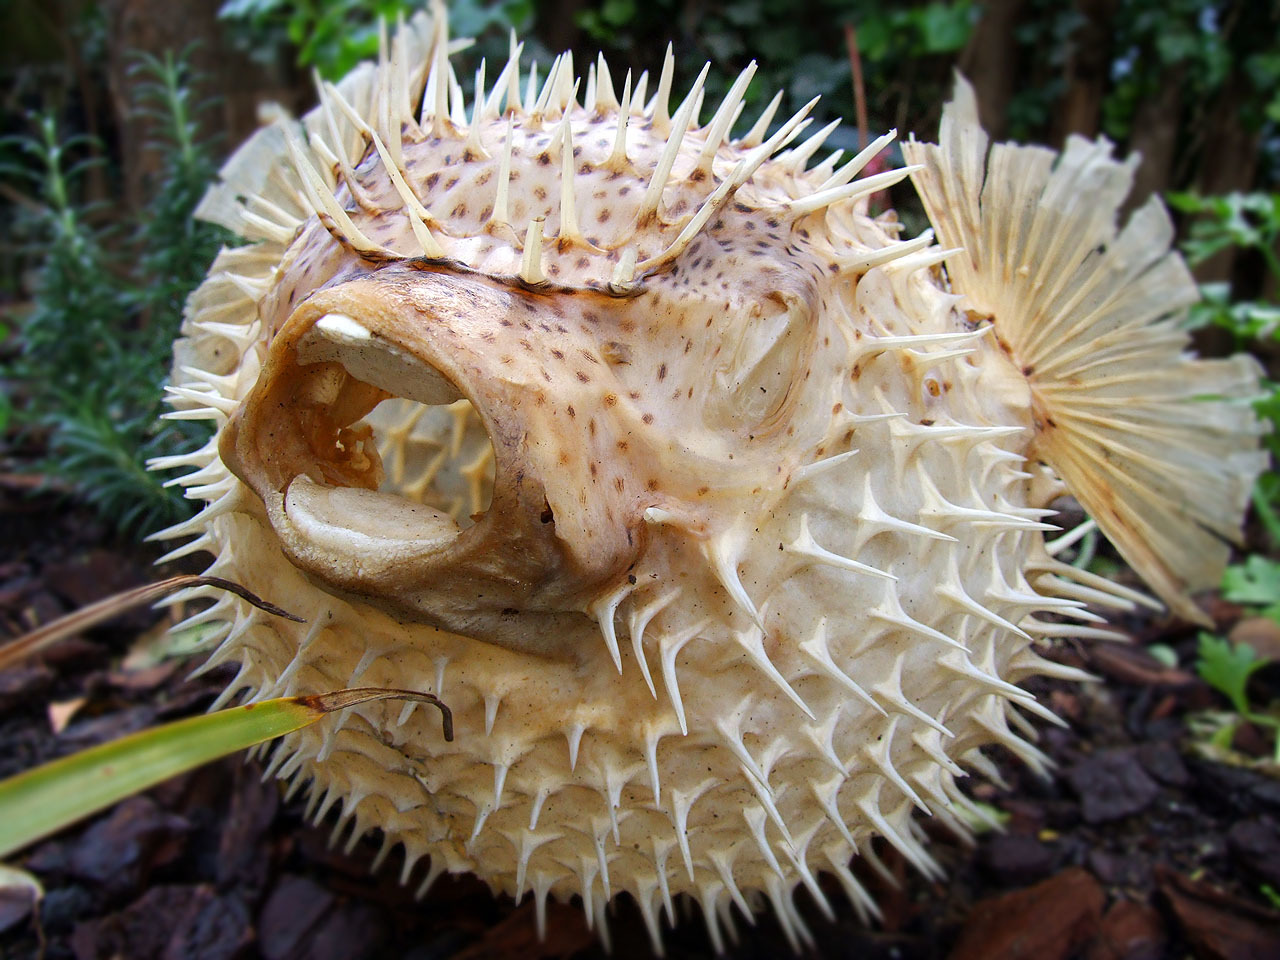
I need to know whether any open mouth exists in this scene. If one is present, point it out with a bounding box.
[229,310,496,565]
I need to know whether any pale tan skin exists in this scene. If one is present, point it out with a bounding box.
[158,9,1263,952]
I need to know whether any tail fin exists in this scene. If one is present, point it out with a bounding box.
[902,76,1267,625]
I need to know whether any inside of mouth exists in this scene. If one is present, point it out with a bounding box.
[285,313,496,545]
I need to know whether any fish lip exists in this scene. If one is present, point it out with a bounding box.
[221,290,504,587]
[219,271,612,651]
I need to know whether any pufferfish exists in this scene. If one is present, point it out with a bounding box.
[153,7,1265,952]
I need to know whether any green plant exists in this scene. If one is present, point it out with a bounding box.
[219,0,419,78]
[1169,192,1280,337]
[1195,631,1279,761]
[1170,189,1280,545]
[1222,554,1280,621]
[0,574,452,860]
[0,49,228,536]
[0,689,449,860]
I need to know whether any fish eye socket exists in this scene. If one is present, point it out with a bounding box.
[706,291,813,431]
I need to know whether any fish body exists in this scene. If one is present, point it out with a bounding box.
[157,9,1264,950]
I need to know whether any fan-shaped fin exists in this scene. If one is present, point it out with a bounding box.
[904,75,1266,625]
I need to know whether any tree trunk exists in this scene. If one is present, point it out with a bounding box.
[1051,0,1116,145]
[101,0,300,214]
[1192,71,1263,284]
[1126,66,1185,211]
[957,0,1026,140]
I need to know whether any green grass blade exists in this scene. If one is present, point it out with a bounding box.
[0,688,451,860]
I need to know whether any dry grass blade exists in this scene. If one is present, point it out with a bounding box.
[0,688,452,860]
[0,575,304,672]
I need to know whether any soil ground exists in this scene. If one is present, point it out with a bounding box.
[2,483,1279,960]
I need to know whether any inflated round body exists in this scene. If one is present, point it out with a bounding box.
[156,8,1263,950]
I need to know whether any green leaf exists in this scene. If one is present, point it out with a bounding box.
[0,688,452,860]
[1222,556,1280,619]
[0,697,325,859]
[916,1,974,54]
[600,0,636,28]
[1196,632,1268,717]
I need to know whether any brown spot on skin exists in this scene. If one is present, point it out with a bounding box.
[589,463,598,478]
[576,371,591,383]
[657,364,667,381]
[567,406,576,418]
[697,486,710,496]
[646,478,659,491]
[614,476,625,492]
[642,413,654,424]
[604,394,618,407]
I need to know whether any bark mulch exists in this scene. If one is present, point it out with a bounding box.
[2,484,1279,960]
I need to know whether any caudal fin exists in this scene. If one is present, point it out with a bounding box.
[902,76,1267,624]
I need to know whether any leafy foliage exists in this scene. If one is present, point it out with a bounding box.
[1197,631,1271,716]
[1,52,228,537]
[1221,555,1280,621]
[1195,631,1279,761]
[1171,189,1280,544]
[1195,559,1280,762]
[219,0,420,78]
[218,0,536,79]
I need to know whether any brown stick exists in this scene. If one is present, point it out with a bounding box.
[0,575,304,672]
[305,688,455,742]
[844,22,869,152]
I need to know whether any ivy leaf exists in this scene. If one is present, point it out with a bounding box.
[1196,632,1268,716]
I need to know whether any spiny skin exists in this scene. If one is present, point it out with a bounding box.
[156,8,1264,952]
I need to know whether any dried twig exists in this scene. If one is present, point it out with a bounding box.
[844,22,869,152]
[0,574,304,672]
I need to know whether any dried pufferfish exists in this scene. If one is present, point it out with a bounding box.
[155,8,1264,951]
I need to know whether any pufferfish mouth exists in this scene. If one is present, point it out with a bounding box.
[217,272,530,629]
[282,310,491,556]
[219,267,639,652]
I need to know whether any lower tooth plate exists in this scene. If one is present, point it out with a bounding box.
[284,475,460,558]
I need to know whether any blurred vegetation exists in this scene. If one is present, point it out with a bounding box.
[1,49,228,535]
[0,0,1278,541]
[1172,190,1280,545]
